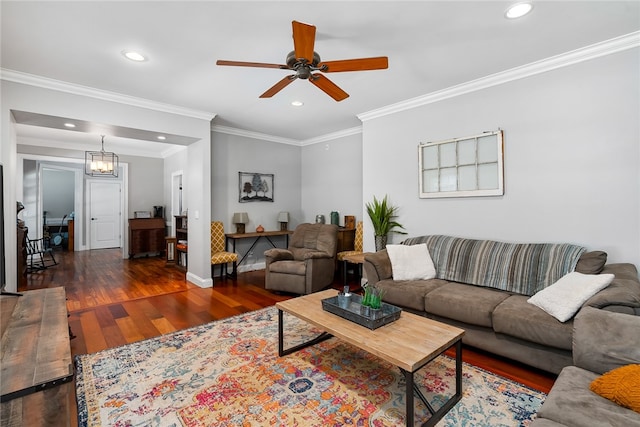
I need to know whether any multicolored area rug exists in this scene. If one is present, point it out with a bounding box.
[75,306,546,426]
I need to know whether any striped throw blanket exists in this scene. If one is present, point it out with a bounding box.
[402,235,586,296]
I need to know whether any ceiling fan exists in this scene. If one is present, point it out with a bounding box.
[216,20,388,102]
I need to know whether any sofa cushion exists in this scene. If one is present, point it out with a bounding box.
[575,250,608,274]
[536,366,640,426]
[573,307,640,374]
[424,282,511,328]
[527,272,614,322]
[386,244,435,281]
[402,235,585,295]
[493,295,574,350]
[590,364,640,413]
[377,279,446,312]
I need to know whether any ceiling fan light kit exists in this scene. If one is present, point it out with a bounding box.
[216,20,388,101]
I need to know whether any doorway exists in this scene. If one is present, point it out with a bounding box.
[88,180,123,249]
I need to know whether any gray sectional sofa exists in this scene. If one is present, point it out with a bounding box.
[531,307,640,426]
[363,235,640,375]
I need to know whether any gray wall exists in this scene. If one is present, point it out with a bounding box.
[362,49,640,266]
[211,130,301,270]
[124,154,164,217]
[42,168,74,221]
[301,133,363,226]
[211,130,364,272]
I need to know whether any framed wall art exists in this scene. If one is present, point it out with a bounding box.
[418,130,504,198]
[239,171,274,203]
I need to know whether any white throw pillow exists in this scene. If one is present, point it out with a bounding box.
[386,244,436,281]
[527,272,614,322]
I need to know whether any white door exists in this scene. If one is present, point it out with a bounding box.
[89,181,122,249]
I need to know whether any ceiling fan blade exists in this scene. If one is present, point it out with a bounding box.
[309,74,349,102]
[319,56,389,73]
[292,20,316,63]
[259,75,297,98]
[216,60,289,70]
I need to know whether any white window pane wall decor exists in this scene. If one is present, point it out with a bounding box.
[418,130,504,198]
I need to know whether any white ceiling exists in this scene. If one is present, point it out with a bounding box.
[2,1,639,154]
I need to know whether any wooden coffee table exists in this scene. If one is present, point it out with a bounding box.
[276,289,465,427]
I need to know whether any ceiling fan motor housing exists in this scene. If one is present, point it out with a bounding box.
[286,50,321,79]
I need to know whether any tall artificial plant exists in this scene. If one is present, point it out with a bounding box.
[365,195,407,250]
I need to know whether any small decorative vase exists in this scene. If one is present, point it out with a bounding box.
[256,225,264,233]
[374,235,388,251]
[370,308,382,319]
[337,292,351,309]
[360,305,371,317]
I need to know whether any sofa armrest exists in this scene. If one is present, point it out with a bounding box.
[363,249,392,285]
[264,248,294,262]
[573,306,640,374]
[583,263,640,314]
[302,251,333,260]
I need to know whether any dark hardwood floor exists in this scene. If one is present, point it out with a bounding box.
[20,247,556,425]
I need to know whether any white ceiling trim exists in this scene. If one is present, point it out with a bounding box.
[358,31,640,122]
[211,124,300,145]
[0,68,216,121]
[300,126,362,146]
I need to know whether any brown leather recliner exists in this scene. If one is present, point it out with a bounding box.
[264,223,339,295]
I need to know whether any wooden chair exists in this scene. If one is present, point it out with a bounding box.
[210,221,238,286]
[336,220,363,261]
[337,221,364,287]
[26,233,58,272]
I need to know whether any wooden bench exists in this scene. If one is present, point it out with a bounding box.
[1,287,73,426]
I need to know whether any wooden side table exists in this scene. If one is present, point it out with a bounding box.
[342,252,370,291]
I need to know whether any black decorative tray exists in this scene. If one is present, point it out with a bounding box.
[321,293,402,330]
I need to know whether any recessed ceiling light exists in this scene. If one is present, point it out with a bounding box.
[291,101,304,107]
[157,135,166,140]
[63,123,76,128]
[505,2,533,19]
[121,50,147,62]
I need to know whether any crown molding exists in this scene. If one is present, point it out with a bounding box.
[0,68,216,121]
[358,31,640,122]
[211,124,301,145]
[300,126,362,146]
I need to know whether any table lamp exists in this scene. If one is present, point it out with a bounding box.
[278,211,290,231]
[233,212,249,234]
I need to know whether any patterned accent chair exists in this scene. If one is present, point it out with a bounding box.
[264,223,339,295]
[336,220,363,261]
[211,221,238,285]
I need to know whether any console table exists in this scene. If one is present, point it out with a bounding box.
[226,230,293,275]
[1,287,73,426]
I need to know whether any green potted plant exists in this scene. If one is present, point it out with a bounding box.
[361,284,385,318]
[365,194,407,251]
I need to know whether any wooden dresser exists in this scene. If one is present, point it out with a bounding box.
[128,218,166,258]
[1,287,73,426]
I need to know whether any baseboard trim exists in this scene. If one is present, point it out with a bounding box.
[186,272,213,288]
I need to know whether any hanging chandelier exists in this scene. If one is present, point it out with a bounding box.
[85,135,119,177]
